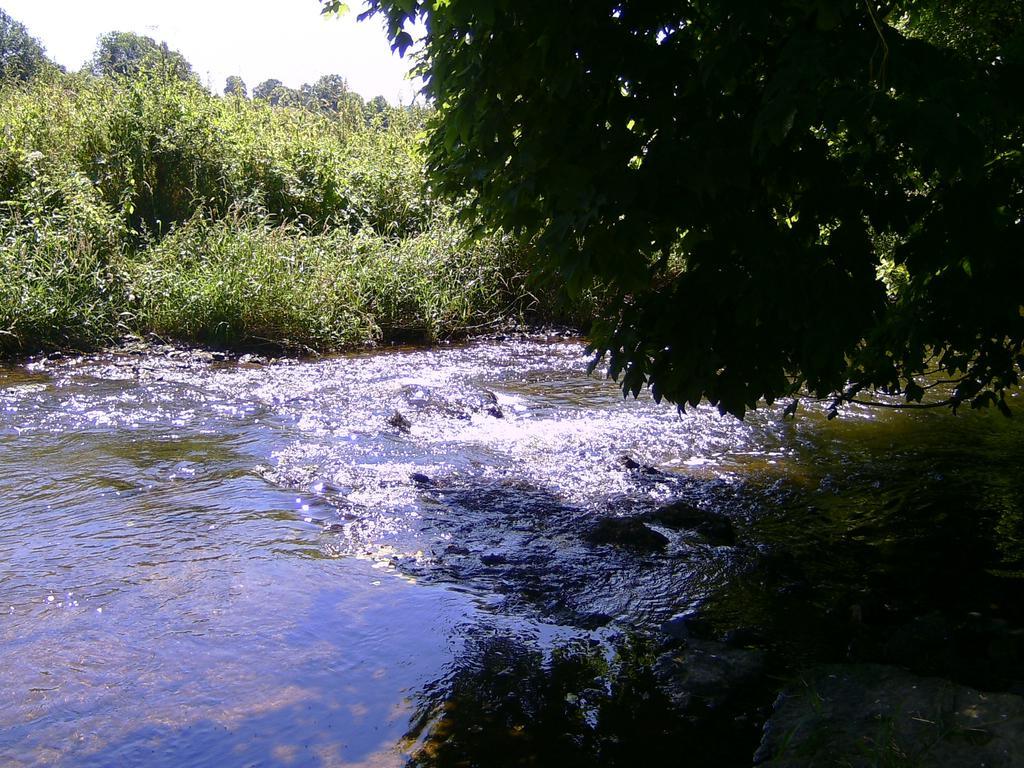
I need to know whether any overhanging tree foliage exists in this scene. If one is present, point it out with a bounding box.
[325,0,1024,417]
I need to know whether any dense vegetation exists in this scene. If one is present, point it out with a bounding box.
[343,0,1024,417]
[0,15,550,357]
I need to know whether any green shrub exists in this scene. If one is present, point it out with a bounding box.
[0,214,125,354]
[0,67,577,357]
[125,213,533,350]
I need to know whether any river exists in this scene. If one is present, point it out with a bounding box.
[2,337,1022,766]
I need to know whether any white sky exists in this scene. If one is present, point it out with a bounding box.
[1,0,421,104]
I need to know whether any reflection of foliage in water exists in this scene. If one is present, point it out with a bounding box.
[405,633,753,768]
[699,407,1024,691]
[990,488,1024,572]
[405,635,606,767]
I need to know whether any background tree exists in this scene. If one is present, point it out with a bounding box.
[90,31,194,80]
[270,83,303,108]
[224,74,247,98]
[365,94,390,124]
[329,0,1024,417]
[307,73,350,111]
[306,73,367,126]
[252,78,284,102]
[0,7,52,82]
[252,73,379,127]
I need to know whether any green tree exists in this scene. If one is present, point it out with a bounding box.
[253,73,368,127]
[306,73,366,127]
[224,74,247,98]
[307,73,349,111]
[90,31,194,80]
[0,8,52,82]
[329,0,1024,418]
[252,78,284,102]
[365,94,390,123]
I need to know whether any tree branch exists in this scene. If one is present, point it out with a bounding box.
[845,397,957,410]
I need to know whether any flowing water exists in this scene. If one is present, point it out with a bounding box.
[1,338,1023,766]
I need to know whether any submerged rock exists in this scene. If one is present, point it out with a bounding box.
[654,639,766,712]
[413,480,712,629]
[661,610,715,642]
[479,552,508,566]
[470,389,504,419]
[583,516,669,552]
[575,611,614,629]
[642,501,736,546]
[756,664,1024,767]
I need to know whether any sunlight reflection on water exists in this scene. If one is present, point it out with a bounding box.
[11,338,988,765]
[3,339,1018,765]
[3,339,738,765]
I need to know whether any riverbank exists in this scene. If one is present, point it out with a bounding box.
[0,69,590,359]
[0,212,560,358]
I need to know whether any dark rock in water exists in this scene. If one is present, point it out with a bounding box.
[722,625,767,648]
[387,410,412,432]
[465,389,504,418]
[661,610,716,642]
[756,664,1024,767]
[410,472,435,486]
[575,611,614,630]
[618,455,642,470]
[444,545,470,556]
[400,384,436,409]
[211,351,228,362]
[881,611,955,673]
[642,501,735,546]
[617,454,661,474]
[480,552,508,566]
[583,516,669,552]
[654,639,766,712]
[662,613,693,642]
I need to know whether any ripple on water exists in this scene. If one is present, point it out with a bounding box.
[10,338,1004,765]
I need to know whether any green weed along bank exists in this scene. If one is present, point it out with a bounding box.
[0,69,544,355]
[129,216,530,350]
[0,215,533,356]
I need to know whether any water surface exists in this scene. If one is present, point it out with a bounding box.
[2,339,1022,765]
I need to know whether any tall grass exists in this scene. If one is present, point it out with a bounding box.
[0,218,124,353]
[0,67,556,356]
[125,213,532,350]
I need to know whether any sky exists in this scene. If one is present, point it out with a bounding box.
[2,0,421,104]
